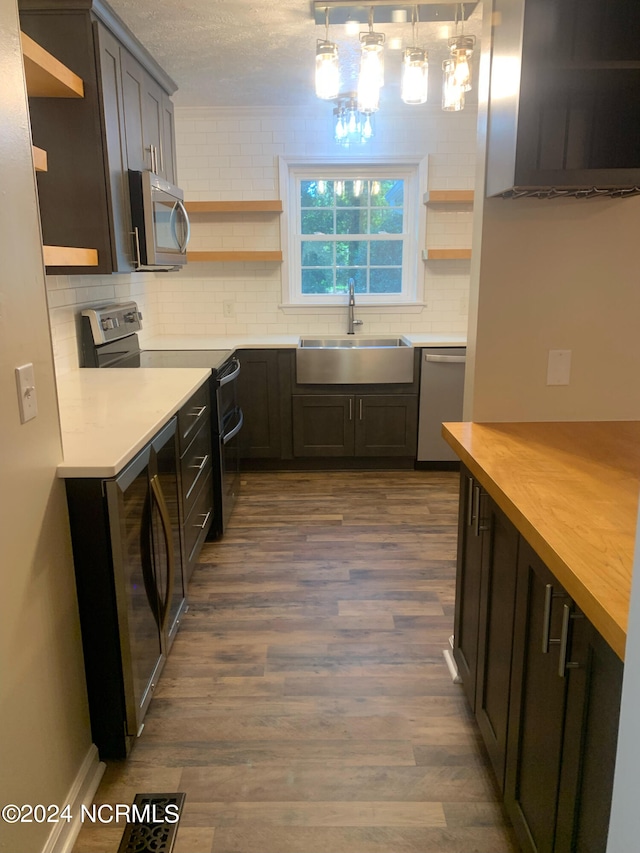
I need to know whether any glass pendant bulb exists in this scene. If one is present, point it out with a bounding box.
[401,47,429,105]
[357,29,384,113]
[316,40,340,100]
[442,59,465,111]
[448,35,475,92]
[333,106,346,142]
[315,7,339,100]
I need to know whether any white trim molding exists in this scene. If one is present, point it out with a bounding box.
[278,155,428,308]
[42,745,105,853]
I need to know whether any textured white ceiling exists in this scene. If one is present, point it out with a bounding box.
[106,0,483,107]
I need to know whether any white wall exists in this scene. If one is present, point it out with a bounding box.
[46,273,159,375]
[47,103,478,371]
[0,4,94,851]
[145,104,477,338]
[465,194,640,422]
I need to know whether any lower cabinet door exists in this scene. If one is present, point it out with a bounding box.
[354,394,417,456]
[475,495,519,792]
[554,620,623,853]
[236,350,282,459]
[505,539,572,853]
[453,469,485,711]
[292,395,354,457]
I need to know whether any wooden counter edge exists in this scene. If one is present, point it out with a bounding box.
[442,423,627,661]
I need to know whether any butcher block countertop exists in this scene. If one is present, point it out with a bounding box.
[442,421,640,661]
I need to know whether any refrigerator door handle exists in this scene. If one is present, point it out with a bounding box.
[150,474,175,638]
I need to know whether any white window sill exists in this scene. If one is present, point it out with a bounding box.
[279,302,426,314]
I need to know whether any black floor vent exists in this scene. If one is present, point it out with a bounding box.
[116,792,186,853]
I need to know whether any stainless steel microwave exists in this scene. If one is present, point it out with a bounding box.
[128,170,191,271]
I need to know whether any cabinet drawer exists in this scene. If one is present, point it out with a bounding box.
[180,416,212,514]
[178,382,211,454]
[183,471,213,570]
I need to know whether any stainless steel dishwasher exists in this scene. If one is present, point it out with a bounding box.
[417,347,466,463]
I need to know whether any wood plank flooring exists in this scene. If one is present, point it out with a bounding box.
[73,470,517,853]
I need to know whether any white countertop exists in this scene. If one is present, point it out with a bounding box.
[56,368,211,479]
[141,333,467,350]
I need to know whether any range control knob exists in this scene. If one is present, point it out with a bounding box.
[101,317,114,331]
[123,311,139,323]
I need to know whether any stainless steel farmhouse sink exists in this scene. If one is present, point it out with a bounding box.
[296,336,414,384]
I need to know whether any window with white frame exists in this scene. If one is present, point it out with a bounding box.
[280,159,425,307]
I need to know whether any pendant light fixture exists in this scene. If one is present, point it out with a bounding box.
[315,6,340,100]
[357,7,385,114]
[447,3,476,93]
[334,94,374,147]
[401,6,428,105]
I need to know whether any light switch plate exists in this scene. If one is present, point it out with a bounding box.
[15,363,38,423]
[547,349,571,386]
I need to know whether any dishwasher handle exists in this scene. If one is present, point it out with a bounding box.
[425,354,466,364]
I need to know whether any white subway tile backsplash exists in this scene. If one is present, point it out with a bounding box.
[47,105,475,374]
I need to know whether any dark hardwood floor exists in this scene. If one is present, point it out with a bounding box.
[73,470,517,853]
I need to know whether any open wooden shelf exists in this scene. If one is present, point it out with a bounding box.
[32,145,48,172]
[43,246,98,267]
[424,248,472,260]
[21,31,84,98]
[188,250,283,263]
[185,200,283,214]
[423,190,474,204]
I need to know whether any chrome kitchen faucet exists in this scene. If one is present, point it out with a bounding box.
[347,278,363,335]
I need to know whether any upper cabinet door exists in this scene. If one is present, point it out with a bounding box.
[94,21,133,271]
[143,73,163,175]
[161,91,177,185]
[120,48,148,172]
[120,47,173,180]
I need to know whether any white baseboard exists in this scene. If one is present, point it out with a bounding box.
[443,648,462,684]
[43,744,105,853]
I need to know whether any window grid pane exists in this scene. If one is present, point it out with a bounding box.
[300,178,405,296]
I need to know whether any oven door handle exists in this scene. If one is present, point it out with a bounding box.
[223,408,244,445]
[218,358,241,387]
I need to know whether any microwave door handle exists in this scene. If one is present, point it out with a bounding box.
[175,200,191,253]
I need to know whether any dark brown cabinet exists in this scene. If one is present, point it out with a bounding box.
[19,0,178,274]
[487,0,640,196]
[177,382,214,582]
[475,492,519,791]
[453,466,519,790]
[453,471,485,709]
[453,468,623,851]
[505,539,623,853]
[121,48,176,182]
[236,350,283,460]
[292,393,417,458]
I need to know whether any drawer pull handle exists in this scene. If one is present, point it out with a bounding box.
[542,583,569,653]
[473,485,489,537]
[194,510,211,530]
[188,406,207,418]
[190,454,209,473]
[185,455,210,500]
[558,604,583,677]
